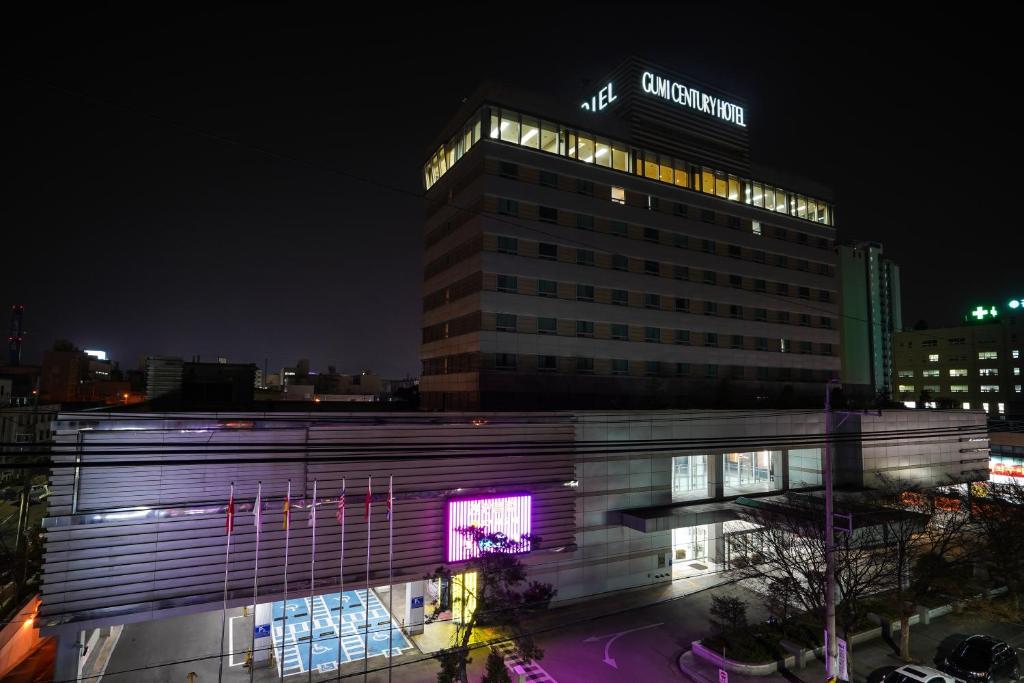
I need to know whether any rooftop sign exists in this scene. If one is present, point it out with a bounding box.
[640,71,746,127]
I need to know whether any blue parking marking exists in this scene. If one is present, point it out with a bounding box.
[271,589,413,677]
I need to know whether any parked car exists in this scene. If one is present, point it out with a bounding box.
[940,635,1021,683]
[885,664,966,683]
[29,484,49,503]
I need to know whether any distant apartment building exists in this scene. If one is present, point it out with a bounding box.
[420,57,840,410]
[837,242,902,398]
[893,301,1023,417]
[145,356,184,400]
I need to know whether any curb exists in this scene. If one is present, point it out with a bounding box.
[679,650,716,683]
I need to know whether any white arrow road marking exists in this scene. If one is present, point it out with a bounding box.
[583,622,664,669]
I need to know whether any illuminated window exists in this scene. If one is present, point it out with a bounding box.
[540,121,559,153]
[981,385,1000,393]
[611,186,625,204]
[922,369,940,378]
[923,385,940,393]
[950,385,968,393]
[962,402,971,410]
[998,402,1006,414]
[701,168,714,195]
[928,354,939,362]
[979,351,998,360]
[500,112,520,143]
[520,117,539,149]
[1013,350,1020,359]
[611,143,629,172]
[983,403,990,412]
[673,162,689,188]
[1015,385,1022,393]
[577,134,595,163]
[898,370,914,378]
[595,139,611,167]
[979,368,999,376]
[1014,367,1021,376]
[949,369,967,377]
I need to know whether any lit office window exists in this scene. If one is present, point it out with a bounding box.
[922,369,940,378]
[1014,350,1021,360]
[540,121,559,153]
[611,186,625,205]
[1015,385,1022,393]
[611,144,629,172]
[500,111,520,143]
[577,133,595,163]
[928,354,939,362]
[659,158,673,183]
[981,385,1000,393]
[1015,368,1021,376]
[723,451,781,496]
[595,139,611,167]
[898,385,915,393]
[962,402,971,410]
[983,403,990,412]
[998,403,1006,414]
[923,385,940,393]
[672,455,708,500]
[728,176,741,201]
[979,351,999,360]
[520,116,539,148]
[674,162,689,188]
[700,168,715,195]
[950,385,968,393]
[752,220,762,236]
[949,369,967,377]
[898,370,914,378]
[979,368,999,376]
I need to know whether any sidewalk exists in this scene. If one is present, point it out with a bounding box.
[679,608,1024,683]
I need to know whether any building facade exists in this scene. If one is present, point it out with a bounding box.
[40,407,986,681]
[420,58,840,411]
[893,303,1023,417]
[837,242,902,398]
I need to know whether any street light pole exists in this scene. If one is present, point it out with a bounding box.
[824,380,838,681]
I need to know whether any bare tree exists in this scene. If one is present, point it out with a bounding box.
[426,528,556,683]
[972,478,1024,608]
[863,480,973,660]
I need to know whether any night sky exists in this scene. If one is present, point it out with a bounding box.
[4,7,1017,378]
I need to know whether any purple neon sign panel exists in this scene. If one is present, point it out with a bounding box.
[446,494,532,562]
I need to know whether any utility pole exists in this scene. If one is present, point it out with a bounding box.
[824,379,838,682]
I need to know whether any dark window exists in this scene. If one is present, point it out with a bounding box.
[705,332,719,347]
[777,283,790,296]
[538,355,557,371]
[576,179,594,196]
[673,233,688,249]
[822,343,833,355]
[498,198,519,216]
[731,335,743,349]
[821,317,832,328]
[495,353,517,369]
[576,320,594,337]
[675,297,690,312]
[799,341,813,354]
[818,237,830,249]
[753,250,765,263]
[774,226,787,239]
[755,279,767,292]
[798,286,811,300]
[538,317,557,335]
[644,260,659,275]
[612,289,628,306]
[499,162,518,178]
[797,259,809,272]
[576,214,594,230]
[576,284,594,301]
[648,196,660,211]
[538,206,558,222]
[611,323,629,340]
[539,170,558,188]
[729,274,743,288]
[756,337,768,351]
[778,311,791,324]
[676,362,689,377]
[776,254,788,267]
[496,274,518,293]
[612,254,628,271]
[674,265,689,281]
[706,364,718,378]
[497,236,518,254]
[799,314,811,327]
[538,279,557,297]
[644,326,661,343]
[612,358,628,375]
[818,290,831,303]
[577,249,594,266]
[674,203,689,217]
[538,243,557,260]
[727,216,741,229]
[728,244,742,258]
[797,232,808,244]
[730,305,743,319]
[701,209,715,223]
[576,357,594,373]
[755,308,767,321]
[496,313,517,331]
[703,270,717,285]
[702,239,716,254]
[611,220,628,236]
[645,360,660,377]
[644,293,661,309]
[704,301,718,316]
[644,227,660,243]
[675,330,691,345]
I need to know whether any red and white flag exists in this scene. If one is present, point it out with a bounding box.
[225,483,235,535]
[283,481,291,531]
[336,480,346,526]
[364,475,372,521]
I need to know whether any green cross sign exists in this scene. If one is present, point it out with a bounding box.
[972,306,998,320]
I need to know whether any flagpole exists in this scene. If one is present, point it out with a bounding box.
[280,479,291,680]
[250,481,262,683]
[336,478,346,682]
[387,474,394,683]
[219,481,235,683]
[363,475,372,683]
[307,479,318,683]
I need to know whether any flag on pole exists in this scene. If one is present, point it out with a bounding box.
[386,476,393,522]
[283,485,291,531]
[226,484,235,535]
[336,481,346,525]
[364,475,372,521]
[308,487,317,527]
[253,484,262,536]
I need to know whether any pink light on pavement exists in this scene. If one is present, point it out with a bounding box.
[447,494,532,562]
